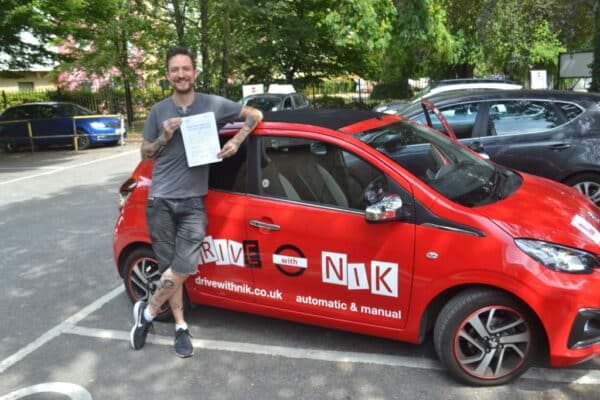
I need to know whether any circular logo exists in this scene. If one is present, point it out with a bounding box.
[274,244,306,277]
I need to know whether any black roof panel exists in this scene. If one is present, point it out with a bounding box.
[262,109,383,130]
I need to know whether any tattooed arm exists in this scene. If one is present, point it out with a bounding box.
[140,118,182,161]
[217,106,263,159]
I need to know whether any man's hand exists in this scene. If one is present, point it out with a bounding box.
[217,106,263,159]
[140,117,183,161]
[162,117,182,142]
[217,138,242,159]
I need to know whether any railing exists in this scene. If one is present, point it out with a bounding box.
[0,114,125,152]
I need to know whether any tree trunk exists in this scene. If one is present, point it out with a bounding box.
[591,0,600,92]
[200,0,210,91]
[220,1,230,97]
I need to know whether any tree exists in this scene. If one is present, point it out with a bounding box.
[55,0,154,125]
[0,0,65,69]
[591,0,600,92]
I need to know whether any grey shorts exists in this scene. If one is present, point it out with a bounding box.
[146,197,208,276]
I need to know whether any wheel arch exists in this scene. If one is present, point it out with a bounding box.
[117,241,153,278]
[418,283,549,361]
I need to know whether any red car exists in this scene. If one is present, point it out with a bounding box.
[113,109,600,386]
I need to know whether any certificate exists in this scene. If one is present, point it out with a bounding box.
[180,112,222,167]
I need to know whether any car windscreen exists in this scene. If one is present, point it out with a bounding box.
[353,120,521,207]
[244,96,282,112]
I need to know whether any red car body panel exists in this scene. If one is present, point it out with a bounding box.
[113,113,600,370]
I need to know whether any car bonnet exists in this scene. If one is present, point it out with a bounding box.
[477,174,600,254]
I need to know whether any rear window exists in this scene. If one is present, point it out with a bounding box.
[558,102,583,120]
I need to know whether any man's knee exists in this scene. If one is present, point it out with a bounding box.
[161,267,187,286]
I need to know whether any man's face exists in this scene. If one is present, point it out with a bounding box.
[167,54,197,94]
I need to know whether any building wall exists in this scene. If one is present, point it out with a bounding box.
[0,71,56,92]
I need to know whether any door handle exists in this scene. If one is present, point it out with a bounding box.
[549,143,571,151]
[249,219,281,231]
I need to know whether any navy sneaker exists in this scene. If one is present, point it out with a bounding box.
[130,301,153,350]
[174,328,194,358]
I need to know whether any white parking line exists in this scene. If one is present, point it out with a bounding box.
[0,150,138,185]
[64,325,600,385]
[0,286,124,374]
[2,284,600,385]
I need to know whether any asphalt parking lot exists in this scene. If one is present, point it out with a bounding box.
[1,143,600,399]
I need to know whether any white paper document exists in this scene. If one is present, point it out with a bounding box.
[180,112,222,167]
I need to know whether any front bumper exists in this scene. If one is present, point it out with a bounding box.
[568,308,600,349]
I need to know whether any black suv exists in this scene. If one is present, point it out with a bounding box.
[400,89,600,206]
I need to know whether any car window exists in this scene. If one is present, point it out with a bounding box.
[256,136,404,211]
[245,96,282,112]
[38,105,58,119]
[488,100,561,135]
[1,107,28,120]
[413,102,480,139]
[354,120,522,207]
[557,102,583,121]
[283,97,293,110]
[10,106,36,120]
[294,94,308,107]
[208,135,247,193]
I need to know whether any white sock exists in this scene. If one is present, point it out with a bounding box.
[143,307,155,322]
[175,323,188,332]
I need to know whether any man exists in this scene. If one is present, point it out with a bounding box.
[130,47,263,358]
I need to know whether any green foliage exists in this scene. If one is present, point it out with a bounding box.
[1,0,597,95]
[370,80,411,101]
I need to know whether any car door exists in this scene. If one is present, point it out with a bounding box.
[0,106,31,146]
[184,136,255,303]
[245,133,415,329]
[469,99,573,180]
[29,104,72,145]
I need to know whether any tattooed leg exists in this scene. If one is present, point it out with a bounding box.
[169,285,186,325]
[148,268,186,316]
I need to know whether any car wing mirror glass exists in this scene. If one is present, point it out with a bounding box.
[365,194,404,223]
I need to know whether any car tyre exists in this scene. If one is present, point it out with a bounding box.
[433,288,538,386]
[5,141,17,153]
[76,130,91,150]
[564,173,600,207]
[121,246,188,321]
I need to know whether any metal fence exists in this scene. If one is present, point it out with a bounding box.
[1,81,379,124]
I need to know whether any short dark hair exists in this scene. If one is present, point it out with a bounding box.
[166,47,196,71]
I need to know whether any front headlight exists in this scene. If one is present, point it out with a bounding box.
[90,121,108,129]
[515,239,600,274]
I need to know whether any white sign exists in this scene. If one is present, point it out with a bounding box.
[242,84,264,98]
[530,70,548,89]
[559,52,593,78]
[180,112,222,167]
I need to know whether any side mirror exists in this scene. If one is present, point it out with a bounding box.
[365,194,404,223]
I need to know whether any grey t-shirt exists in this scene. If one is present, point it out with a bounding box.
[143,93,243,198]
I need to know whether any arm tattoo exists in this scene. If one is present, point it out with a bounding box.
[244,116,256,130]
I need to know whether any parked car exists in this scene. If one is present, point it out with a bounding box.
[114,109,600,386]
[399,89,600,207]
[0,102,126,151]
[241,92,310,112]
[374,78,522,114]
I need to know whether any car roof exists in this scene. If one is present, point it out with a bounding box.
[400,89,600,116]
[261,109,385,131]
[8,101,73,107]
[429,78,521,89]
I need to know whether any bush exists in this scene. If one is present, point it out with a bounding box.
[310,95,349,109]
[370,80,412,101]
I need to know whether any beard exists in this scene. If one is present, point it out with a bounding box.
[171,79,195,94]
